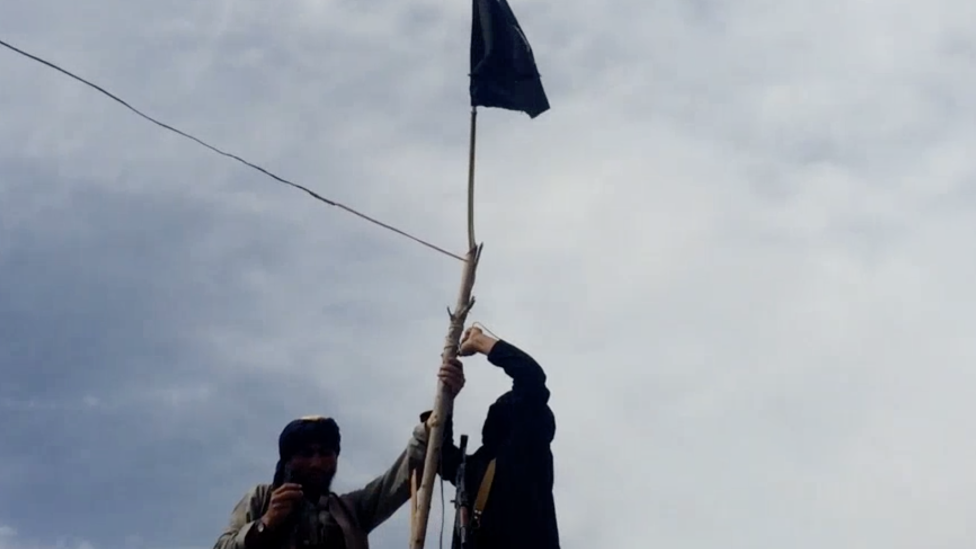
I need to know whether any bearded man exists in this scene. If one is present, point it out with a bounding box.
[212,359,466,549]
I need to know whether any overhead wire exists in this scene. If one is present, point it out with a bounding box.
[2,35,476,544]
[0,37,464,262]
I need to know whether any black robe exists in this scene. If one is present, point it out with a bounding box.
[440,339,560,549]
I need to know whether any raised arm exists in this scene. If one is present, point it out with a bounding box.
[459,327,555,448]
[342,358,466,532]
[340,418,428,533]
[486,339,550,406]
[486,339,555,446]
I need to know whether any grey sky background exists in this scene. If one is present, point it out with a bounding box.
[3,0,976,548]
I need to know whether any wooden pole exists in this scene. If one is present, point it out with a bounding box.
[409,107,480,549]
[466,107,478,250]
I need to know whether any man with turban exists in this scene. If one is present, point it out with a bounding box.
[212,358,466,549]
[439,327,560,549]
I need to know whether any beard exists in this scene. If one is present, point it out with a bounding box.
[296,469,335,501]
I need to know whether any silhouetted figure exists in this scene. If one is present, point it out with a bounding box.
[440,327,560,549]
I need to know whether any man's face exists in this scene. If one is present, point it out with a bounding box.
[289,443,338,493]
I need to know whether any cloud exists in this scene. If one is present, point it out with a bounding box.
[4,0,976,548]
[0,527,95,549]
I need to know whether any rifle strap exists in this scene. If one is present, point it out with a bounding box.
[473,459,496,516]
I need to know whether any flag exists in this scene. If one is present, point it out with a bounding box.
[469,0,550,118]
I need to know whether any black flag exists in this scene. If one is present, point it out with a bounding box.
[470,0,550,118]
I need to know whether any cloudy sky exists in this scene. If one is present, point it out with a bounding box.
[4,0,976,548]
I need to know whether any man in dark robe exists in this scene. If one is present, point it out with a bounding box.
[439,327,560,549]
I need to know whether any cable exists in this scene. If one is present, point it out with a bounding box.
[439,475,446,549]
[471,321,501,340]
[0,37,465,262]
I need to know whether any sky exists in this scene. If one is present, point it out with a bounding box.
[3,0,976,548]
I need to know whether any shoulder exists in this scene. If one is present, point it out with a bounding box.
[246,483,273,495]
[332,492,356,512]
[238,483,274,507]
[225,483,274,520]
[331,492,363,525]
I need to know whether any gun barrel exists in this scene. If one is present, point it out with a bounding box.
[455,434,471,548]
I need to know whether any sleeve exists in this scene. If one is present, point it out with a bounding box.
[341,418,430,533]
[212,487,270,549]
[488,340,556,446]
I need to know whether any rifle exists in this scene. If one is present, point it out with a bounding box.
[452,434,471,549]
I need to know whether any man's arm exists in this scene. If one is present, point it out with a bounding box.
[487,340,550,404]
[341,416,430,533]
[486,339,556,446]
[212,486,272,549]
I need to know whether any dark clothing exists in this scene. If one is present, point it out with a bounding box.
[273,416,342,502]
[278,416,341,461]
[440,340,560,549]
